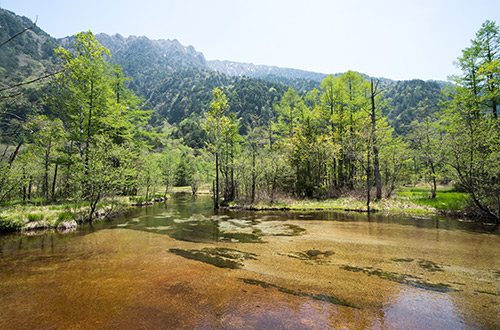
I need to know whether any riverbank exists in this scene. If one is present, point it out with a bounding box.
[0,195,167,233]
[228,188,471,217]
[0,184,213,233]
[0,187,472,234]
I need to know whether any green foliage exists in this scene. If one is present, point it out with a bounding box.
[171,117,208,149]
[441,20,500,221]
[57,211,74,221]
[174,152,194,187]
[0,216,24,231]
[27,213,44,222]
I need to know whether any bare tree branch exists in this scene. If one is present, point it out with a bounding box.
[0,110,23,120]
[0,69,63,95]
[0,92,23,100]
[0,16,37,48]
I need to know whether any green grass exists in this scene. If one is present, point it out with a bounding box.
[26,213,45,222]
[395,188,469,211]
[0,197,132,232]
[237,187,469,215]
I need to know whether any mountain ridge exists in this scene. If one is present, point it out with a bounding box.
[1,7,446,133]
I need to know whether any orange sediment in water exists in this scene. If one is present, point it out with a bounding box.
[0,205,499,329]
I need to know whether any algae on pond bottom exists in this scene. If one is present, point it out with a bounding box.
[169,247,258,269]
[239,278,359,309]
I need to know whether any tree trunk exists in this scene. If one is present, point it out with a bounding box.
[366,150,371,213]
[164,181,169,199]
[251,150,256,203]
[8,138,23,167]
[373,145,382,199]
[28,175,32,200]
[230,145,235,202]
[89,192,100,223]
[215,152,219,209]
[429,160,437,199]
[371,80,382,200]
[22,169,26,202]
[43,137,52,200]
[51,163,58,202]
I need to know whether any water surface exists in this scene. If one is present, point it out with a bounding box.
[1,194,499,329]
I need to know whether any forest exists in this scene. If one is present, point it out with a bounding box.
[1,8,499,229]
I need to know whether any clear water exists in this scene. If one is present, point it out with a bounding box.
[1,193,499,329]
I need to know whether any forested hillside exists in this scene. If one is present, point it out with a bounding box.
[0,9,60,143]
[383,80,447,135]
[0,9,59,84]
[0,7,448,133]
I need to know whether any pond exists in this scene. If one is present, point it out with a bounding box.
[1,194,499,329]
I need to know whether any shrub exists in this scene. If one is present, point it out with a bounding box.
[58,211,74,221]
[0,216,24,232]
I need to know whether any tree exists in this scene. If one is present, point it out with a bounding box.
[25,115,65,200]
[50,31,146,220]
[139,153,161,202]
[159,151,179,198]
[443,90,500,221]
[380,135,411,198]
[244,126,266,203]
[275,87,307,138]
[204,87,230,209]
[408,117,444,198]
[474,20,500,119]
[174,152,194,187]
[444,21,500,221]
[369,79,384,200]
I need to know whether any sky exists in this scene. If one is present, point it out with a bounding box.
[2,0,500,81]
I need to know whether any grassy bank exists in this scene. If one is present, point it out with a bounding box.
[0,196,145,233]
[231,187,469,216]
[0,185,211,233]
[0,186,470,233]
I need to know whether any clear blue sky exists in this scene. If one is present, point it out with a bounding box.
[2,0,500,81]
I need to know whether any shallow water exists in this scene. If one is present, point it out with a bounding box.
[1,194,499,329]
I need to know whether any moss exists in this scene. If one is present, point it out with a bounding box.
[407,281,456,293]
[220,232,263,243]
[391,258,414,262]
[239,278,359,309]
[169,247,258,269]
[339,264,459,293]
[475,290,500,296]
[241,278,271,288]
[251,228,264,235]
[165,220,264,244]
[418,259,444,272]
[286,250,335,263]
[282,224,307,236]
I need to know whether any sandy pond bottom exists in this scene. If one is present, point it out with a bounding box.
[1,202,499,329]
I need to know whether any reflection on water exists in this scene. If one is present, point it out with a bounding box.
[381,287,467,329]
[0,193,499,329]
